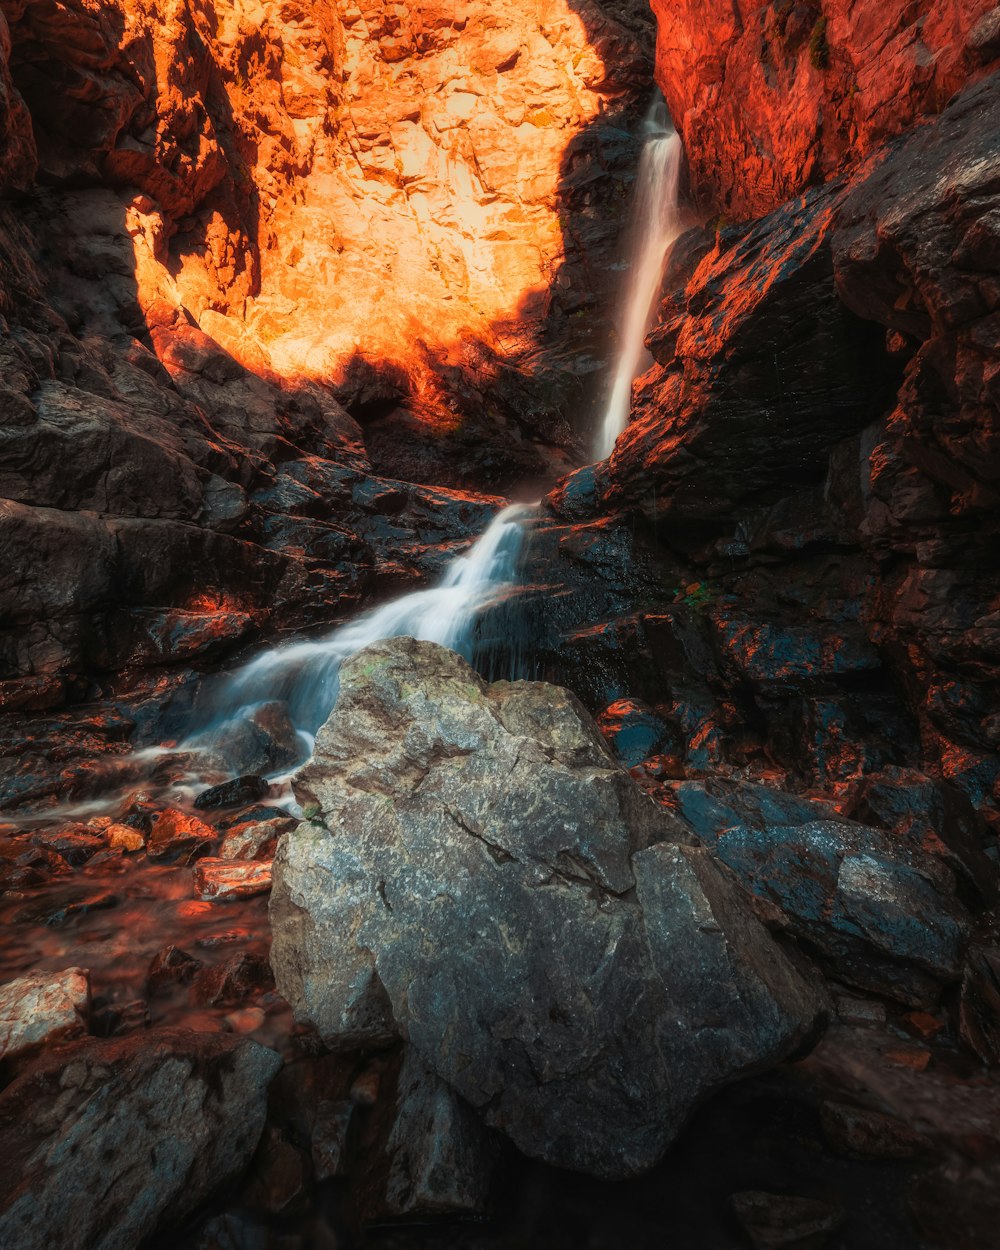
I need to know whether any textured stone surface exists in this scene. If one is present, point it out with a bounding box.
[0,1029,282,1250]
[0,0,653,708]
[653,0,1000,218]
[271,638,826,1178]
[675,778,972,1006]
[0,967,90,1060]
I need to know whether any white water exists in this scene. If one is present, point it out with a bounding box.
[180,502,533,772]
[595,95,684,461]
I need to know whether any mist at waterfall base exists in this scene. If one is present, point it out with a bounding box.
[595,97,684,461]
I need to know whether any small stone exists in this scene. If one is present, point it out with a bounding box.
[902,1010,943,1039]
[194,776,271,811]
[225,1007,267,1035]
[106,824,145,853]
[312,1100,356,1180]
[0,968,90,1060]
[219,817,295,862]
[194,858,272,901]
[193,952,272,1007]
[242,1124,308,1214]
[884,1046,931,1072]
[350,1067,381,1106]
[730,1191,845,1249]
[820,1100,926,1160]
[834,995,887,1026]
[30,828,104,866]
[147,946,202,993]
[149,808,217,860]
[120,810,153,835]
[959,942,1000,1065]
[85,816,113,831]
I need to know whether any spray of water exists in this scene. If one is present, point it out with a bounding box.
[595,95,684,461]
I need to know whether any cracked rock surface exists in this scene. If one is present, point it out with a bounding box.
[270,637,827,1178]
[0,1028,282,1250]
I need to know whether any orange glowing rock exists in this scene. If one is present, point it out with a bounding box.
[148,809,217,859]
[194,858,273,902]
[106,824,146,853]
[108,0,641,392]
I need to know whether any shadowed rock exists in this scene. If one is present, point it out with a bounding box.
[271,637,827,1179]
[0,1028,281,1250]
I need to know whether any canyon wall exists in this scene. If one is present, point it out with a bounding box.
[654,0,1000,217]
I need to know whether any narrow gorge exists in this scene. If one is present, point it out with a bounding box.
[1,3,999,1249]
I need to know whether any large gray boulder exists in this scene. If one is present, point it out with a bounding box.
[271,638,827,1178]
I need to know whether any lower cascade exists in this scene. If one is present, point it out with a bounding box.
[182,502,535,775]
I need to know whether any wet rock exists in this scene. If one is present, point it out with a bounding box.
[606,179,898,524]
[0,1028,282,1250]
[596,698,675,768]
[219,816,296,861]
[819,1100,926,1160]
[676,778,971,1007]
[843,767,997,905]
[243,1124,310,1215]
[16,887,120,927]
[194,775,271,811]
[959,938,1000,1066]
[194,857,273,901]
[212,702,303,777]
[0,967,90,1061]
[149,808,217,860]
[362,1047,499,1221]
[30,826,104,866]
[311,1100,356,1181]
[730,1190,844,1250]
[146,945,203,993]
[272,638,826,1178]
[192,953,273,1008]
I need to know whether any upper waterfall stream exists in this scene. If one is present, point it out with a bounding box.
[595,96,684,461]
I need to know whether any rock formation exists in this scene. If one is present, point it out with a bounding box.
[272,637,827,1178]
[653,0,1000,217]
[0,1028,282,1250]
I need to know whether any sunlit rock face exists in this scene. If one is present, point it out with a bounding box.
[1,0,649,387]
[653,0,1000,217]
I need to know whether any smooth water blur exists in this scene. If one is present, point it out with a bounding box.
[595,95,684,461]
[179,503,535,774]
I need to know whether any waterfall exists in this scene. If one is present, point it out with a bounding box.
[595,95,684,461]
[122,108,684,791]
[180,503,534,773]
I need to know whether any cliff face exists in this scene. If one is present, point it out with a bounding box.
[1,0,650,401]
[654,0,1000,217]
[541,15,1000,861]
[0,0,652,708]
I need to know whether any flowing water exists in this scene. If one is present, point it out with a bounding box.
[0,106,686,1040]
[175,95,686,778]
[595,95,684,461]
[178,502,535,777]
